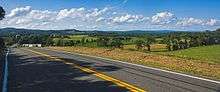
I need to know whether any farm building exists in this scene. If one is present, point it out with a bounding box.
[22,44,42,47]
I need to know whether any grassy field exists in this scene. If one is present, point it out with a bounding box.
[156,45,220,64]
[69,35,97,40]
[53,35,97,41]
[48,46,220,80]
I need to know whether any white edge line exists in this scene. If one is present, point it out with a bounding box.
[51,49,220,84]
[2,49,9,92]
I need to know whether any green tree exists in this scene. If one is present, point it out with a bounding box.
[97,37,110,47]
[135,40,145,50]
[0,38,5,55]
[110,38,123,49]
[54,38,63,46]
[162,38,172,51]
[0,6,5,20]
[4,37,15,46]
[172,40,179,51]
[0,6,5,54]
[135,37,155,51]
[81,37,86,44]
[144,37,156,51]
[45,37,54,46]
[216,28,220,32]
[69,40,76,46]
[0,38,5,48]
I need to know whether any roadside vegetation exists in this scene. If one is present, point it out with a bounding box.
[0,38,5,56]
[0,6,5,56]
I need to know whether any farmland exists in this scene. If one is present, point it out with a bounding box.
[45,32,220,80]
[156,45,220,64]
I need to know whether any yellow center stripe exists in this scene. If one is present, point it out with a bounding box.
[25,49,146,92]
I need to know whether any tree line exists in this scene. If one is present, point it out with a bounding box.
[161,31,220,51]
[0,6,5,55]
[5,29,220,52]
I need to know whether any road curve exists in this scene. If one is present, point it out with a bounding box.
[3,47,220,92]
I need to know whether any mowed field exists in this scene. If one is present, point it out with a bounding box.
[53,35,97,42]
[157,45,220,64]
[48,45,220,80]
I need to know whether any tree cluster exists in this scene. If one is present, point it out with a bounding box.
[97,37,124,49]
[0,6,5,55]
[162,31,220,51]
[135,36,156,51]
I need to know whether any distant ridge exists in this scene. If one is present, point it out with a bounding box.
[0,28,175,36]
[0,28,80,36]
[0,27,218,37]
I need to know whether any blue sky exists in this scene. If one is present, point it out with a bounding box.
[0,0,220,31]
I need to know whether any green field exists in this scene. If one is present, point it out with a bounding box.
[69,35,97,40]
[158,45,220,64]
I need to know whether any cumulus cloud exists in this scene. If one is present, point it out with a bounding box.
[7,6,31,18]
[56,7,86,20]
[0,6,219,31]
[151,12,176,25]
[87,7,109,17]
[177,18,203,26]
[177,18,219,27]
[96,17,105,22]
[112,14,146,24]
[206,19,219,26]
[29,10,56,20]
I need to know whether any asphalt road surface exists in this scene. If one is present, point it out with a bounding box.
[1,48,220,92]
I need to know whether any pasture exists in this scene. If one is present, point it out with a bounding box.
[158,45,220,64]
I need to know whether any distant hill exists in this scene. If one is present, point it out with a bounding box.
[0,28,177,37]
[0,27,204,37]
[0,28,81,36]
[122,30,174,34]
[86,30,177,37]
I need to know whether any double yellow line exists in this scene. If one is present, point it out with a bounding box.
[25,49,146,92]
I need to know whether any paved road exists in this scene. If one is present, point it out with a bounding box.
[1,48,220,92]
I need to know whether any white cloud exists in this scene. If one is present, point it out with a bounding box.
[0,6,219,31]
[112,14,145,24]
[15,18,30,24]
[96,17,105,22]
[7,6,31,18]
[29,10,56,20]
[177,18,219,27]
[56,7,86,20]
[206,19,218,26]
[112,12,117,15]
[177,18,203,26]
[151,11,176,25]
[86,7,109,17]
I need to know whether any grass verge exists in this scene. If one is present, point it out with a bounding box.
[155,45,220,64]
